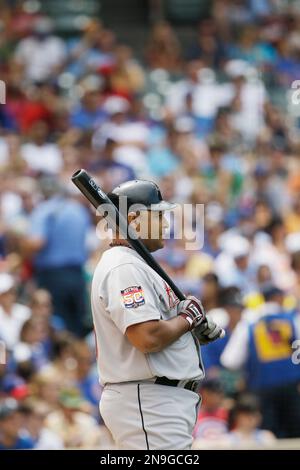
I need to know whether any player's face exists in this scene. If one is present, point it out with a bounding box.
[132,210,169,252]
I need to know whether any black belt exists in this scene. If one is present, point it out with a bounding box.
[155,376,201,393]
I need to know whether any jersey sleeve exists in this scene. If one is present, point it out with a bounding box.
[102,263,161,334]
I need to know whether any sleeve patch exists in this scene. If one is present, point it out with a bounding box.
[121,286,145,309]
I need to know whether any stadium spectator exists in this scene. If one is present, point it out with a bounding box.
[45,389,103,449]
[72,340,102,421]
[226,395,276,448]
[23,177,91,336]
[193,378,229,446]
[202,286,244,372]
[221,286,300,437]
[14,17,66,84]
[69,75,106,131]
[145,21,182,72]
[0,398,34,450]
[20,120,63,175]
[20,400,64,449]
[0,273,31,350]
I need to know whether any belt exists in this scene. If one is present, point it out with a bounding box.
[155,376,201,394]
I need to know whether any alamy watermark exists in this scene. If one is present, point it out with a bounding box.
[292,340,300,365]
[0,340,6,365]
[289,80,300,117]
[0,80,6,104]
[94,198,205,250]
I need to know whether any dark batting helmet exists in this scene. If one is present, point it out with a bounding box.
[108,180,177,212]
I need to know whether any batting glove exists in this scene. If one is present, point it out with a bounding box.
[177,296,206,330]
[193,317,225,344]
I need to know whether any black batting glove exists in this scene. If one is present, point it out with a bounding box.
[177,296,206,330]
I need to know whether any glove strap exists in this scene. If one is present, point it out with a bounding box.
[179,313,193,330]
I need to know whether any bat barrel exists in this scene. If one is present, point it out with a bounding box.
[71,169,105,209]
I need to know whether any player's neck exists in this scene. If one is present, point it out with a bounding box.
[109,239,132,249]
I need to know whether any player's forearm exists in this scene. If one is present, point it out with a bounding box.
[142,316,190,353]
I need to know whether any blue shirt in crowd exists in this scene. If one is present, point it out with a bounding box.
[70,106,107,130]
[0,435,34,450]
[247,310,300,391]
[29,196,91,269]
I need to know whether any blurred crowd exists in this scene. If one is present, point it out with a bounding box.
[0,0,300,449]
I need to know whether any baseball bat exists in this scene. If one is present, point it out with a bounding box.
[71,169,186,300]
[72,169,225,339]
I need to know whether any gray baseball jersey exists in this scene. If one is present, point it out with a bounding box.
[91,246,204,385]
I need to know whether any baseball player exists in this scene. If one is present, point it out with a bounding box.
[91,179,223,450]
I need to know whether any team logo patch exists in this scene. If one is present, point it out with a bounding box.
[121,286,145,309]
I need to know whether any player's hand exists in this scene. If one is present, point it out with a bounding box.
[193,317,225,344]
[177,296,206,330]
